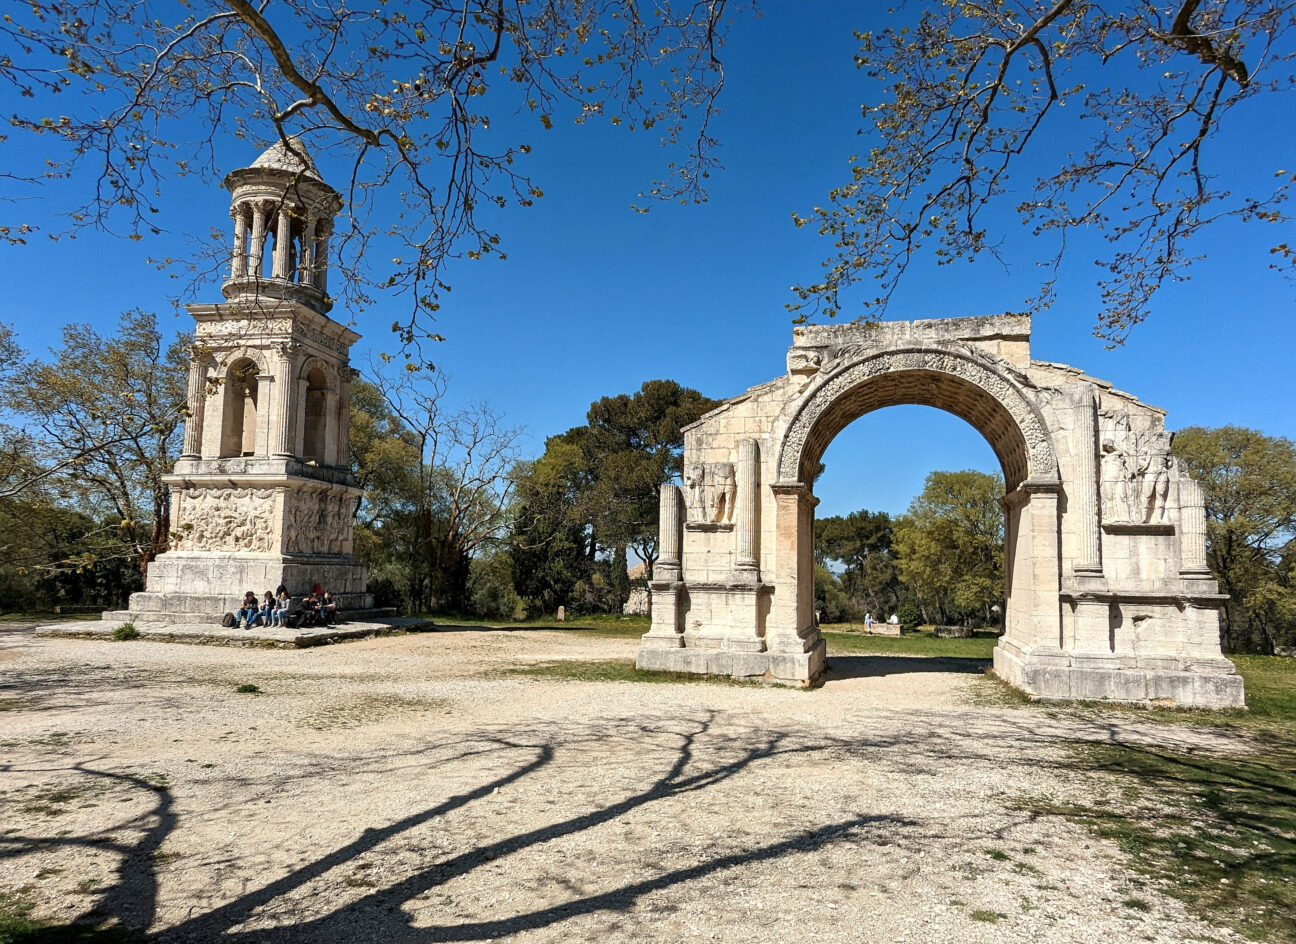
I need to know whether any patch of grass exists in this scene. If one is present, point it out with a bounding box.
[505,659,765,687]
[342,875,377,888]
[414,613,650,636]
[983,848,1010,861]
[75,879,101,894]
[110,624,139,641]
[301,694,445,730]
[969,909,1006,923]
[1122,896,1152,912]
[0,888,145,942]
[234,683,260,694]
[822,628,998,659]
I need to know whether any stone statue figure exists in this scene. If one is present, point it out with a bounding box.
[709,462,736,523]
[683,464,707,521]
[1147,455,1172,523]
[1100,439,1132,522]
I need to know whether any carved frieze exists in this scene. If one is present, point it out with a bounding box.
[171,487,277,553]
[293,322,348,355]
[285,489,354,555]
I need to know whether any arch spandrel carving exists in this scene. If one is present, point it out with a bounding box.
[774,345,1058,489]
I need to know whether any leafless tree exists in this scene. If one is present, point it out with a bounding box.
[789,1,1296,344]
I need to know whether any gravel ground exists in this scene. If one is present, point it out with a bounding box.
[0,621,1256,943]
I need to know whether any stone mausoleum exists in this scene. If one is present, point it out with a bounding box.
[637,314,1245,708]
[103,139,374,625]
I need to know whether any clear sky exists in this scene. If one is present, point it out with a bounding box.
[2,4,1292,521]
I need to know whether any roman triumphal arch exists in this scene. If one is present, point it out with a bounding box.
[636,314,1245,708]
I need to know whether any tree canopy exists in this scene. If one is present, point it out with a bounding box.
[1174,425,1296,651]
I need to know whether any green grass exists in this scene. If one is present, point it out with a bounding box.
[969,909,1006,923]
[822,627,998,659]
[1023,654,1296,944]
[234,683,260,694]
[0,888,144,942]
[110,624,139,641]
[505,658,764,687]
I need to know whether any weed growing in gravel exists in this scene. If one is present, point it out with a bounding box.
[111,623,140,641]
[0,887,143,941]
[76,878,101,893]
[984,848,1010,861]
[235,683,261,694]
[970,909,1006,922]
[1122,896,1151,912]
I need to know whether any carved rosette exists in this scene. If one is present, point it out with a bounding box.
[172,487,278,553]
[284,490,354,555]
[775,347,1058,484]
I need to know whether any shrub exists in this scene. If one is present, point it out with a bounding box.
[111,623,140,641]
[234,683,260,694]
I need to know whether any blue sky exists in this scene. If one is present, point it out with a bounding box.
[2,4,1292,520]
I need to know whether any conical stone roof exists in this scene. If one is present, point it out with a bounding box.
[250,136,322,180]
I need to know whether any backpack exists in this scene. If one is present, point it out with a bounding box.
[221,612,236,628]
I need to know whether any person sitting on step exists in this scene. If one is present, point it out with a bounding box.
[321,590,339,626]
[236,591,261,629]
[272,587,292,627]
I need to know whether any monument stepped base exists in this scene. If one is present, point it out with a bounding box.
[636,637,827,686]
[993,642,1245,709]
[44,614,425,649]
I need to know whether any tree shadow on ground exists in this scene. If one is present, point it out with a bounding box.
[822,654,991,680]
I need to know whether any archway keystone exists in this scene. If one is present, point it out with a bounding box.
[637,314,1244,708]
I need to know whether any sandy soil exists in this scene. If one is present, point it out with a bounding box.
[0,622,1255,943]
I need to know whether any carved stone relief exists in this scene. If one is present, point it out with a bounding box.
[285,490,353,554]
[683,462,737,523]
[1098,409,1172,524]
[293,322,348,355]
[776,347,1058,484]
[172,487,277,552]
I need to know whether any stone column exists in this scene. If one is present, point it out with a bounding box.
[271,347,296,458]
[314,224,331,293]
[273,208,292,279]
[230,208,248,279]
[180,359,207,459]
[1069,386,1103,575]
[1024,481,1064,650]
[656,484,683,582]
[1179,473,1209,575]
[734,438,760,577]
[323,389,340,466]
[335,368,354,466]
[248,203,268,278]
[254,373,275,457]
[298,215,317,285]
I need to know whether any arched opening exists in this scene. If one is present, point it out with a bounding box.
[220,358,260,458]
[813,405,1005,635]
[771,353,1060,667]
[302,367,330,464]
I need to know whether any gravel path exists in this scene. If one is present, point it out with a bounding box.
[0,623,1255,943]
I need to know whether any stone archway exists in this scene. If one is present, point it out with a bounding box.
[637,314,1244,708]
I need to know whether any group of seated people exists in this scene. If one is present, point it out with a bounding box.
[234,585,339,629]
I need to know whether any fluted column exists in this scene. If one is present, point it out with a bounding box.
[1070,386,1102,574]
[657,484,683,581]
[1179,474,1209,574]
[180,359,207,459]
[273,208,292,279]
[248,203,268,277]
[735,438,760,575]
[314,223,330,293]
[336,368,354,466]
[298,215,317,285]
[271,347,296,458]
[230,208,248,279]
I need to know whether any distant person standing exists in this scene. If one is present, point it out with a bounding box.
[865,613,873,632]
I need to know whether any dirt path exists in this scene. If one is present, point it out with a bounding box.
[0,625,1254,943]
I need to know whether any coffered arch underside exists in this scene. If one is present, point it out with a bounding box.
[774,348,1058,491]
